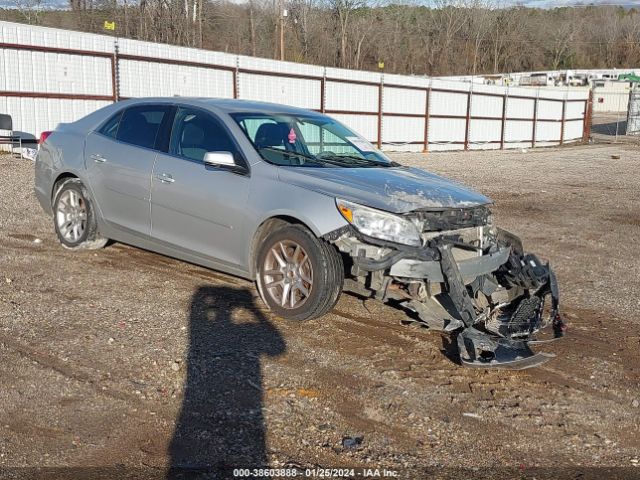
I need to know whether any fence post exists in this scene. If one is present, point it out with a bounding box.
[560,97,566,146]
[464,89,471,150]
[233,57,239,99]
[377,75,383,149]
[111,39,119,102]
[582,89,593,143]
[321,67,326,113]
[423,86,431,153]
[500,89,507,149]
[532,92,539,148]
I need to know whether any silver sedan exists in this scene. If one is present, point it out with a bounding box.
[35,98,564,369]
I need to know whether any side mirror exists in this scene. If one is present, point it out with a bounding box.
[203,151,236,168]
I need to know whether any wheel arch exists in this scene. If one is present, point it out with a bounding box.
[248,214,318,279]
[51,172,80,201]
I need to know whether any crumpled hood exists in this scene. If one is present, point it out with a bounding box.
[277,166,492,213]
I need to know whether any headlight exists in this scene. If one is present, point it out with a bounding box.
[336,198,422,247]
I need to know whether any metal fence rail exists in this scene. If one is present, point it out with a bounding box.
[0,21,591,152]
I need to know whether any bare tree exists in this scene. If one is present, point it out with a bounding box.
[14,0,44,24]
[324,0,365,68]
[13,1,640,76]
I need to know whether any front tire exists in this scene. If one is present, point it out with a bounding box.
[53,178,107,250]
[256,224,344,321]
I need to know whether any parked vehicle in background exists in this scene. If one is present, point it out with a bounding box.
[529,73,556,87]
[34,98,565,369]
[567,74,588,87]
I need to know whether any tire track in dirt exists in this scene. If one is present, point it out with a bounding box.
[0,331,155,408]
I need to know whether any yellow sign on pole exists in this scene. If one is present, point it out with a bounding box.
[104,21,116,31]
[377,60,385,70]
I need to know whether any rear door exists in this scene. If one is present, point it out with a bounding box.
[85,104,174,237]
[150,106,251,268]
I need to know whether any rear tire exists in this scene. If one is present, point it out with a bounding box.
[256,224,343,321]
[53,178,107,250]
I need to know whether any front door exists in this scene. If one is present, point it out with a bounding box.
[150,107,250,268]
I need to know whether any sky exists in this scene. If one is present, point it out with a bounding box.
[517,0,637,6]
[2,0,638,11]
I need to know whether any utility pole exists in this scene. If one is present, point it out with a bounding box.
[279,1,287,61]
[273,0,279,60]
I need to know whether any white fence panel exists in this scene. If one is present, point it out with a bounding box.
[538,99,563,120]
[564,120,584,142]
[0,50,112,96]
[239,55,324,78]
[506,97,535,118]
[331,113,378,143]
[428,118,466,151]
[383,73,429,89]
[239,73,320,109]
[430,78,470,93]
[469,119,502,145]
[504,120,534,148]
[383,87,425,115]
[325,82,378,113]
[120,59,234,99]
[0,21,113,52]
[382,116,424,146]
[326,67,381,84]
[470,94,503,118]
[566,101,586,119]
[430,91,468,117]
[119,38,237,69]
[536,122,562,143]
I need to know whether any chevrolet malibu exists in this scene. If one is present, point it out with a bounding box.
[35,98,565,369]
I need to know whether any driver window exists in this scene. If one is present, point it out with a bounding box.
[170,108,235,162]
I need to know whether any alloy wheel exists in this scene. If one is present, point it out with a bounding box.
[55,189,87,243]
[262,240,313,309]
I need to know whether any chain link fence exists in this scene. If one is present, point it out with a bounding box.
[590,89,640,144]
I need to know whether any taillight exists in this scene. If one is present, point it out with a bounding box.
[39,131,52,144]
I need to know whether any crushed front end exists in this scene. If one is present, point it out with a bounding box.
[328,201,565,370]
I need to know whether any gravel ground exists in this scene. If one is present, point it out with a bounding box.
[0,143,639,479]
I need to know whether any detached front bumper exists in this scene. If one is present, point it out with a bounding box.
[389,246,510,283]
[330,227,565,370]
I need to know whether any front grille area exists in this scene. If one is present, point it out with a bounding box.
[411,205,491,232]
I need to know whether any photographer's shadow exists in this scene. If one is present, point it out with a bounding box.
[167,286,286,478]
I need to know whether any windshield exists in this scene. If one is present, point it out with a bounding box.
[230,112,395,168]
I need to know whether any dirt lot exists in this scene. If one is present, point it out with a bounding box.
[1,143,639,479]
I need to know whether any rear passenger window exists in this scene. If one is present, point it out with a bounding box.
[117,105,171,150]
[98,111,122,139]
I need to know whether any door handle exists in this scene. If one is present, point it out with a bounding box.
[155,173,175,184]
[90,153,107,163]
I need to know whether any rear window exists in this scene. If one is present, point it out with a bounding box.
[116,105,171,149]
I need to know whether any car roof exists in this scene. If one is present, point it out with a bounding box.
[117,97,324,117]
